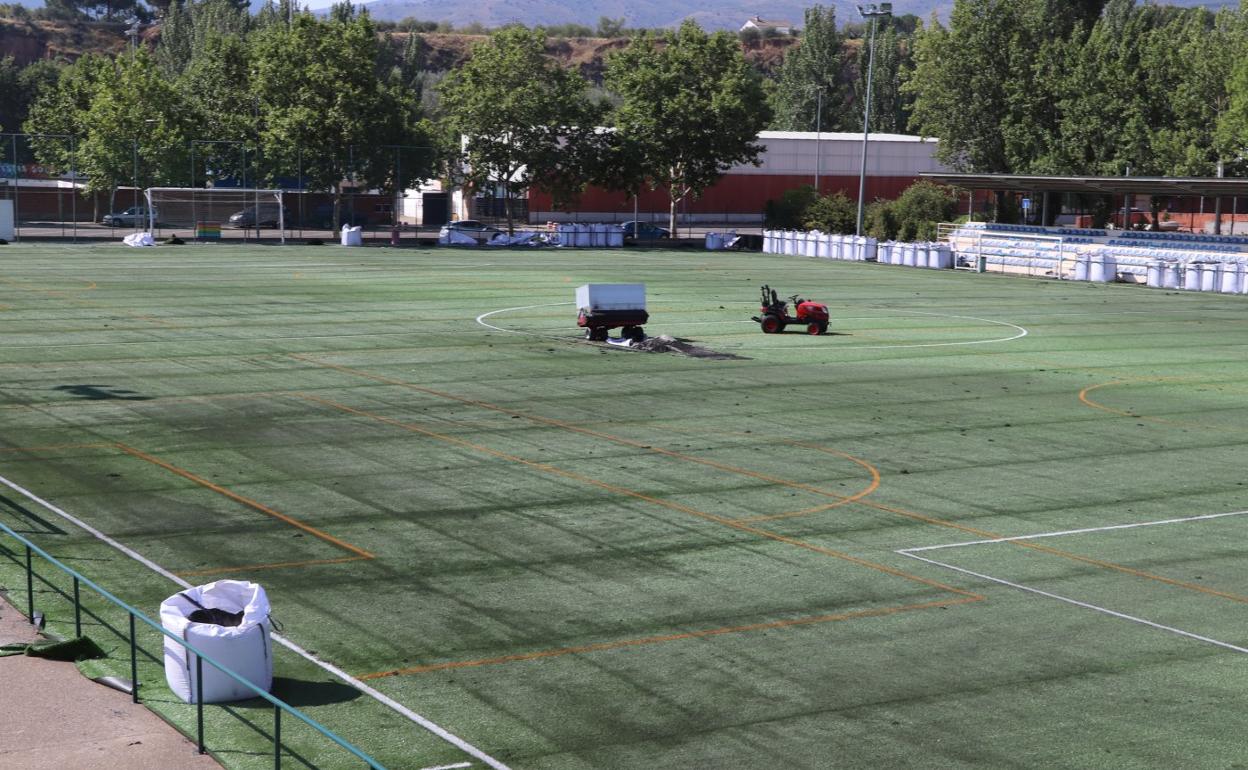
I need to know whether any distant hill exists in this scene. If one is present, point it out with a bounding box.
[353,0,1232,29]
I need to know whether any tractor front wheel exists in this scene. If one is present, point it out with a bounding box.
[760,315,783,334]
[807,322,827,335]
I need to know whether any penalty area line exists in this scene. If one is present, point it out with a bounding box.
[0,471,511,770]
[898,549,1248,656]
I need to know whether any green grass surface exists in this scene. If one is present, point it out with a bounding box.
[2,242,1247,769]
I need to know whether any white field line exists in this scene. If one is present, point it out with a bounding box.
[0,472,511,770]
[478,304,1029,350]
[899,550,1248,655]
[902,508,1248,553]
[897,509,1248,657]
[421,763,473,770]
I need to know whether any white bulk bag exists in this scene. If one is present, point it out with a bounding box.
[123,232,156,247]
[161,580,273,704]
[340,225,363,246]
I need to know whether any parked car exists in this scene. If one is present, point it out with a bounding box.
[228,202,288,228]
[620,221,670,240]
[102,206,157,227]
[439,220,503,242]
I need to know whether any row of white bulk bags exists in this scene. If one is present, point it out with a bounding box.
[1169,261,1248,294]
[877,242,953,269]
[554,223,624,248]
[1072,253,1117,282]
[762,230,878,261]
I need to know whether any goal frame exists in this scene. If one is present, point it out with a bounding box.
[145,187,286,243]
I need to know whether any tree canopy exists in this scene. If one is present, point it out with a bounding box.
[438,25,603,233]
[605,20,771,232]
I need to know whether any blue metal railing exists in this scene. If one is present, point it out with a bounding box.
[0,519,385,769]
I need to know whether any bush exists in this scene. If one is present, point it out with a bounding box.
[764,185,818,229]
[863,200,897,240]
[803,190,856,234]
[889,180,957,241]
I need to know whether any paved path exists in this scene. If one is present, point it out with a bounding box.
[0,594,220,770]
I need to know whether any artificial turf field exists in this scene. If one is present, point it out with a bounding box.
[1,242,1247,769]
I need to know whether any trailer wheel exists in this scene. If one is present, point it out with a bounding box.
[622,326,645,342]
[588,327,609,342]
[760,315,782,334]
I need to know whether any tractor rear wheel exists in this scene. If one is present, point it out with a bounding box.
[760,315,783,334]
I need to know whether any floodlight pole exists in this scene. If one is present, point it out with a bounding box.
[812,86,823,192]
[856,3,891,236]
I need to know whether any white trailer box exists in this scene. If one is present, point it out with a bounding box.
[575,284,648,342]
[575,283,646,313]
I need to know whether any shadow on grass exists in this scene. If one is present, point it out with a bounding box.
[52,384,151,401]
[248,676,363,708]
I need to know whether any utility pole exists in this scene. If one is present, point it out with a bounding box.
[855,3,891,236]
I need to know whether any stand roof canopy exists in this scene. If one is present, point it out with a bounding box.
[919,172,1248,198]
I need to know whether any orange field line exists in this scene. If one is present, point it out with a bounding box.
[298,393,979,599]
[738,443,881,522]
[178,555,369,578]
[0,276,179,328]
[1079,378,1247,433]
[358,595,983,680]
[290,355,879,512]
[112,442,375,560]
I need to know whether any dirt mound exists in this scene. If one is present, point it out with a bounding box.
[632,335,746,360]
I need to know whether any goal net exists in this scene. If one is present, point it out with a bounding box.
[145,187,285,241]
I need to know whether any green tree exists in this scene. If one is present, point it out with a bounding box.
[605,21,771,233]
[27,51,192,212]
[906,0,1082,173]
[77,50,193,202]
[439,25,604,233]
[251,10,427,229]
[771,6,846,132]
[1216,10,1248,170]
[179,32,254,184]
[851,21,912,134]
[1054,0,1165,176]
[803,190,857,233]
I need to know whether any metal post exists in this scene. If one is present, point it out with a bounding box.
[25,544,33,621]
[71,135,77,242]
[133,138,139,232]
[814,88,822,193]
[129,613,139,703]
[856,4,891,236]
[13,135,20,240]
[1215,160,1224,236]
[73,577,81,637]
[196,654,205,753]
[274,704,282,769]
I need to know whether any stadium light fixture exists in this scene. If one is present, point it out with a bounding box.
[856,2,891,236]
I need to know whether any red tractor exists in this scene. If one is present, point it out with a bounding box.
[752,284,830,335]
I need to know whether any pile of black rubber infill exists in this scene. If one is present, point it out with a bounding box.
[632,335,747,360]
